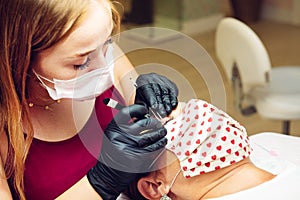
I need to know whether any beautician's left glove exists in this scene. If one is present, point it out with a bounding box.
[87,104,167,200]
[135,73,179,118]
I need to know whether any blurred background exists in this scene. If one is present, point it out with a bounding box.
[115,0,300,136]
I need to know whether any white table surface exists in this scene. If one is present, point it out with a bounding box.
[249,132,300,174]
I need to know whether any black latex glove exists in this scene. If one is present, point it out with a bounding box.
[135,73,179,118]
[87,104,167,200]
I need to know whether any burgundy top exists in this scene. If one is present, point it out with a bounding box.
[23,86,125,200]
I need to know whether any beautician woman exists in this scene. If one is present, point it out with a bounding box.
[0,0,178,199]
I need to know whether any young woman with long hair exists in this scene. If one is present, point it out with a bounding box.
[0,0,178,199]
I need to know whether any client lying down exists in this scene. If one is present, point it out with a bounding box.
[123,99,300,200]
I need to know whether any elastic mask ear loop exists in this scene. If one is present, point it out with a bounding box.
[33,70,55,89]
[160,169,181,200]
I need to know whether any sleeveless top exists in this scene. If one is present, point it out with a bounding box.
[23,86,126,200]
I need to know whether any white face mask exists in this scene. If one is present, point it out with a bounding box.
[34,44,115,101]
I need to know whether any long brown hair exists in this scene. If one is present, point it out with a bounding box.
[0,0,120,199]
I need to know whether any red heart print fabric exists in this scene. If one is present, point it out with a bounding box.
[165,99,252,178]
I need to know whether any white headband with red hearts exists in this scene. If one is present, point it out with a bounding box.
[165,99,252,178]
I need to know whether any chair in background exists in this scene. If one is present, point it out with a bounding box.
[215,17,300,135]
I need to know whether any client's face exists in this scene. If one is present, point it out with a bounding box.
[140,150,224,200]
[138,149,200,200]
[136,102,200,199]
[136,99,252,200]
[153,150,203,200]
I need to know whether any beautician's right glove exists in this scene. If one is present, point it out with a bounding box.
[87,104,167,200]
[135,73,179,118]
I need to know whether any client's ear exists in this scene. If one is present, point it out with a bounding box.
[137,176,169,200]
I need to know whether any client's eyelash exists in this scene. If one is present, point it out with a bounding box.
[74,56,91,70]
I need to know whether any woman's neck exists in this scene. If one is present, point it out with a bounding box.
[28,98,95,142]
[200,159,275,199]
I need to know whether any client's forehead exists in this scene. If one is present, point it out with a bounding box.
[154,149,178,170]
[155,150,181,177]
